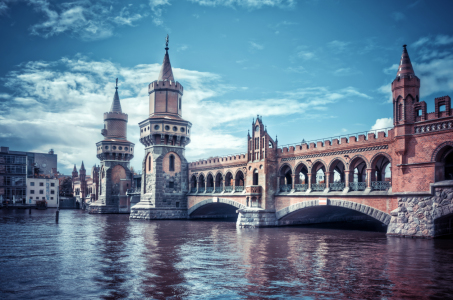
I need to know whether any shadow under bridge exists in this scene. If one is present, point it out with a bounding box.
[188,198,246,220]
[276,199,392,232]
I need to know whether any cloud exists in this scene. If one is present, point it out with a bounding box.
[333,68,361,76]
[0,1,8,15]
[27,0,147,40]
[0,56,370,174]
[297,51,315,60]
[286,66,306,74]
[413,34,453,48]
[371,118,393,131]
[413,36,430,48]
[391,11,405,21]
[434,34,453,45]
[327,40,349,53]
[188,0,296,9]
[383,63,398,75]
[177,45,188,52]
[149,0,170,26]
[249,41,264,50]
[377,84,392,103]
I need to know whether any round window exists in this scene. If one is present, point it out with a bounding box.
[154,125,160,130]
[255,125,259,131]
[248,166,252,171]
[131,148,133,151]
[105,146,109,150]
[180,127,185,132]
[113,146,117,150]
[260,165,263,169]
[125,147,128,150]
[165,125,170,130]
[144,128,146,132]
[119,146,123,150]
[173,126,177,131]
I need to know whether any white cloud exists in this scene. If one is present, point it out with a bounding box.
[149,0,170,26]
[297,51,315,60]
[333,68,361,76]
[0,93,11,99]
[383,63,398,75]
[371,118,393,131]
[286,66,306,74]
[10,0,148,40]
[249,41,264,50]
[434,34,453,45]
[391,11,405,21]
[188,0,296,9]
[413,36,430,48]
[377,84,392,103]
[0,55,372,173]
[327,40,350,53]
[0,1,8,15]
[177,45,188,52]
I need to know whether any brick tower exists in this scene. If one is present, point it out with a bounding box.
[130,35,192,220]
[392,45,421,166]
[90,79,134,214]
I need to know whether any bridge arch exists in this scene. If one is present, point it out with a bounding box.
[276,199,391,226]
[188,198,246,218]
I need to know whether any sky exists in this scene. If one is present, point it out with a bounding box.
[1,0,453,175]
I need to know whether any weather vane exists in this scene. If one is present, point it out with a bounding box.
[115,78,118,89]
[165,34,169,48]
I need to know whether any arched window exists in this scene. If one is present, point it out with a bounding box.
[148,156,151,172]
[399,103,403,121]
[169,155,175,171]
[253,169,259,185]
[179,98,181,110]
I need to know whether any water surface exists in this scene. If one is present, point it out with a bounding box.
[1,209,452,299]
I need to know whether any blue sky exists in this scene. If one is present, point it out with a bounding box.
[1,0,453,175]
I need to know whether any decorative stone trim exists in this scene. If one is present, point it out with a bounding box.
[281,145,389,162]
[415,121,453,134]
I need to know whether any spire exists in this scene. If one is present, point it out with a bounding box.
[73,164,77,172]
[158,34,175,81]
[396,45,415,78]
[110,78,122,113]
[81,161,85,170]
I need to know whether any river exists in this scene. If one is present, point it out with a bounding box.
[0,209,452,299]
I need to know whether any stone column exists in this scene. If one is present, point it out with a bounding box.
[325,171,331,189]
[291,174,296,190]
[366,168,373,188]
[307,173,312,190]
[204,178,207,193]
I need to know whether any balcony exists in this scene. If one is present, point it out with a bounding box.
[234,186,244,192]
[214,187,223,193]
[246,185,262,195]
[190,187,197,193]
[225,186,233,192]
[198,187,205,193]
[206,187,214,193]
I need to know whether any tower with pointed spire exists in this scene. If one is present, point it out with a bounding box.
[90,79,134,214]
[79,161,87,198]
[392,45,421,165]
[130,35,192,220]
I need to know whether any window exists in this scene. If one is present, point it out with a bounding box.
[176,201,180,208]
[417,109,422,116]
[180,127,185,132]
[440,105,446,112]
[173,126,177,131]
[30,182,35,186]
[105,146,109,150]
[36,197,39,199]
[113,146,117,150]
[30,190,35,194]
[269,141,273,148]
[39,182,44,186]
[148,156,151,172]
[119,146,123,150]
[179,98,181,110]
[39,190,44,194]
[51,190,55,194]
[154,125,159,130]
[50,197,53,200]
[42,197,45,200]
[51,183,55,187]
[399,104,403,121]
[169,155,175,171]
[169,181,174,188]
[165,125,170,130]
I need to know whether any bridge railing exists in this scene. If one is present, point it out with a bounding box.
[371,181,391,191]
[206,187,214,193]
[280,184,292,192]
[349,182,366,191]
[198,187,205,193]
[214,187,223,193]
[235,186,244,192]
[190,187,197,193]
[295,184,308,192]
[311,183,326,191]
[330,182,345,191]
[225,186,233,192]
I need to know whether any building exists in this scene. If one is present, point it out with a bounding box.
[26,177,59,208]
[128,40,453,238]
[88,79,135,213]
[0,146,57,202]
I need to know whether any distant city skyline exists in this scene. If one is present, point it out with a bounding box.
[1,0,453,174]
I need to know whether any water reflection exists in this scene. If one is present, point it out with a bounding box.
[0,209,453,299]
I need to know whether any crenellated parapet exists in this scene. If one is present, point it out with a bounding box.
[189,154,247,170]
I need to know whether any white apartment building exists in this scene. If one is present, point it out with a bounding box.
[26,178,59,208]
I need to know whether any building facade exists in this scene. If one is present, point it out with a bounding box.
[88,79,134,214]
[26,177,59,208]
[0,146,57,203]
[128,42,453,238]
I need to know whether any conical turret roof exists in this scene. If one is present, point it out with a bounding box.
[396,45,415,77]
[81,161,85,170]
[73,164,77,172]
[158,35,175,81]
[110,79,122,113]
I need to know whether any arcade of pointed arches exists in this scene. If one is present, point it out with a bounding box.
[278,153,392,192]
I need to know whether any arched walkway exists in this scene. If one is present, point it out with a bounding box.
[276,199,391,226]
[188,198,246,219]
